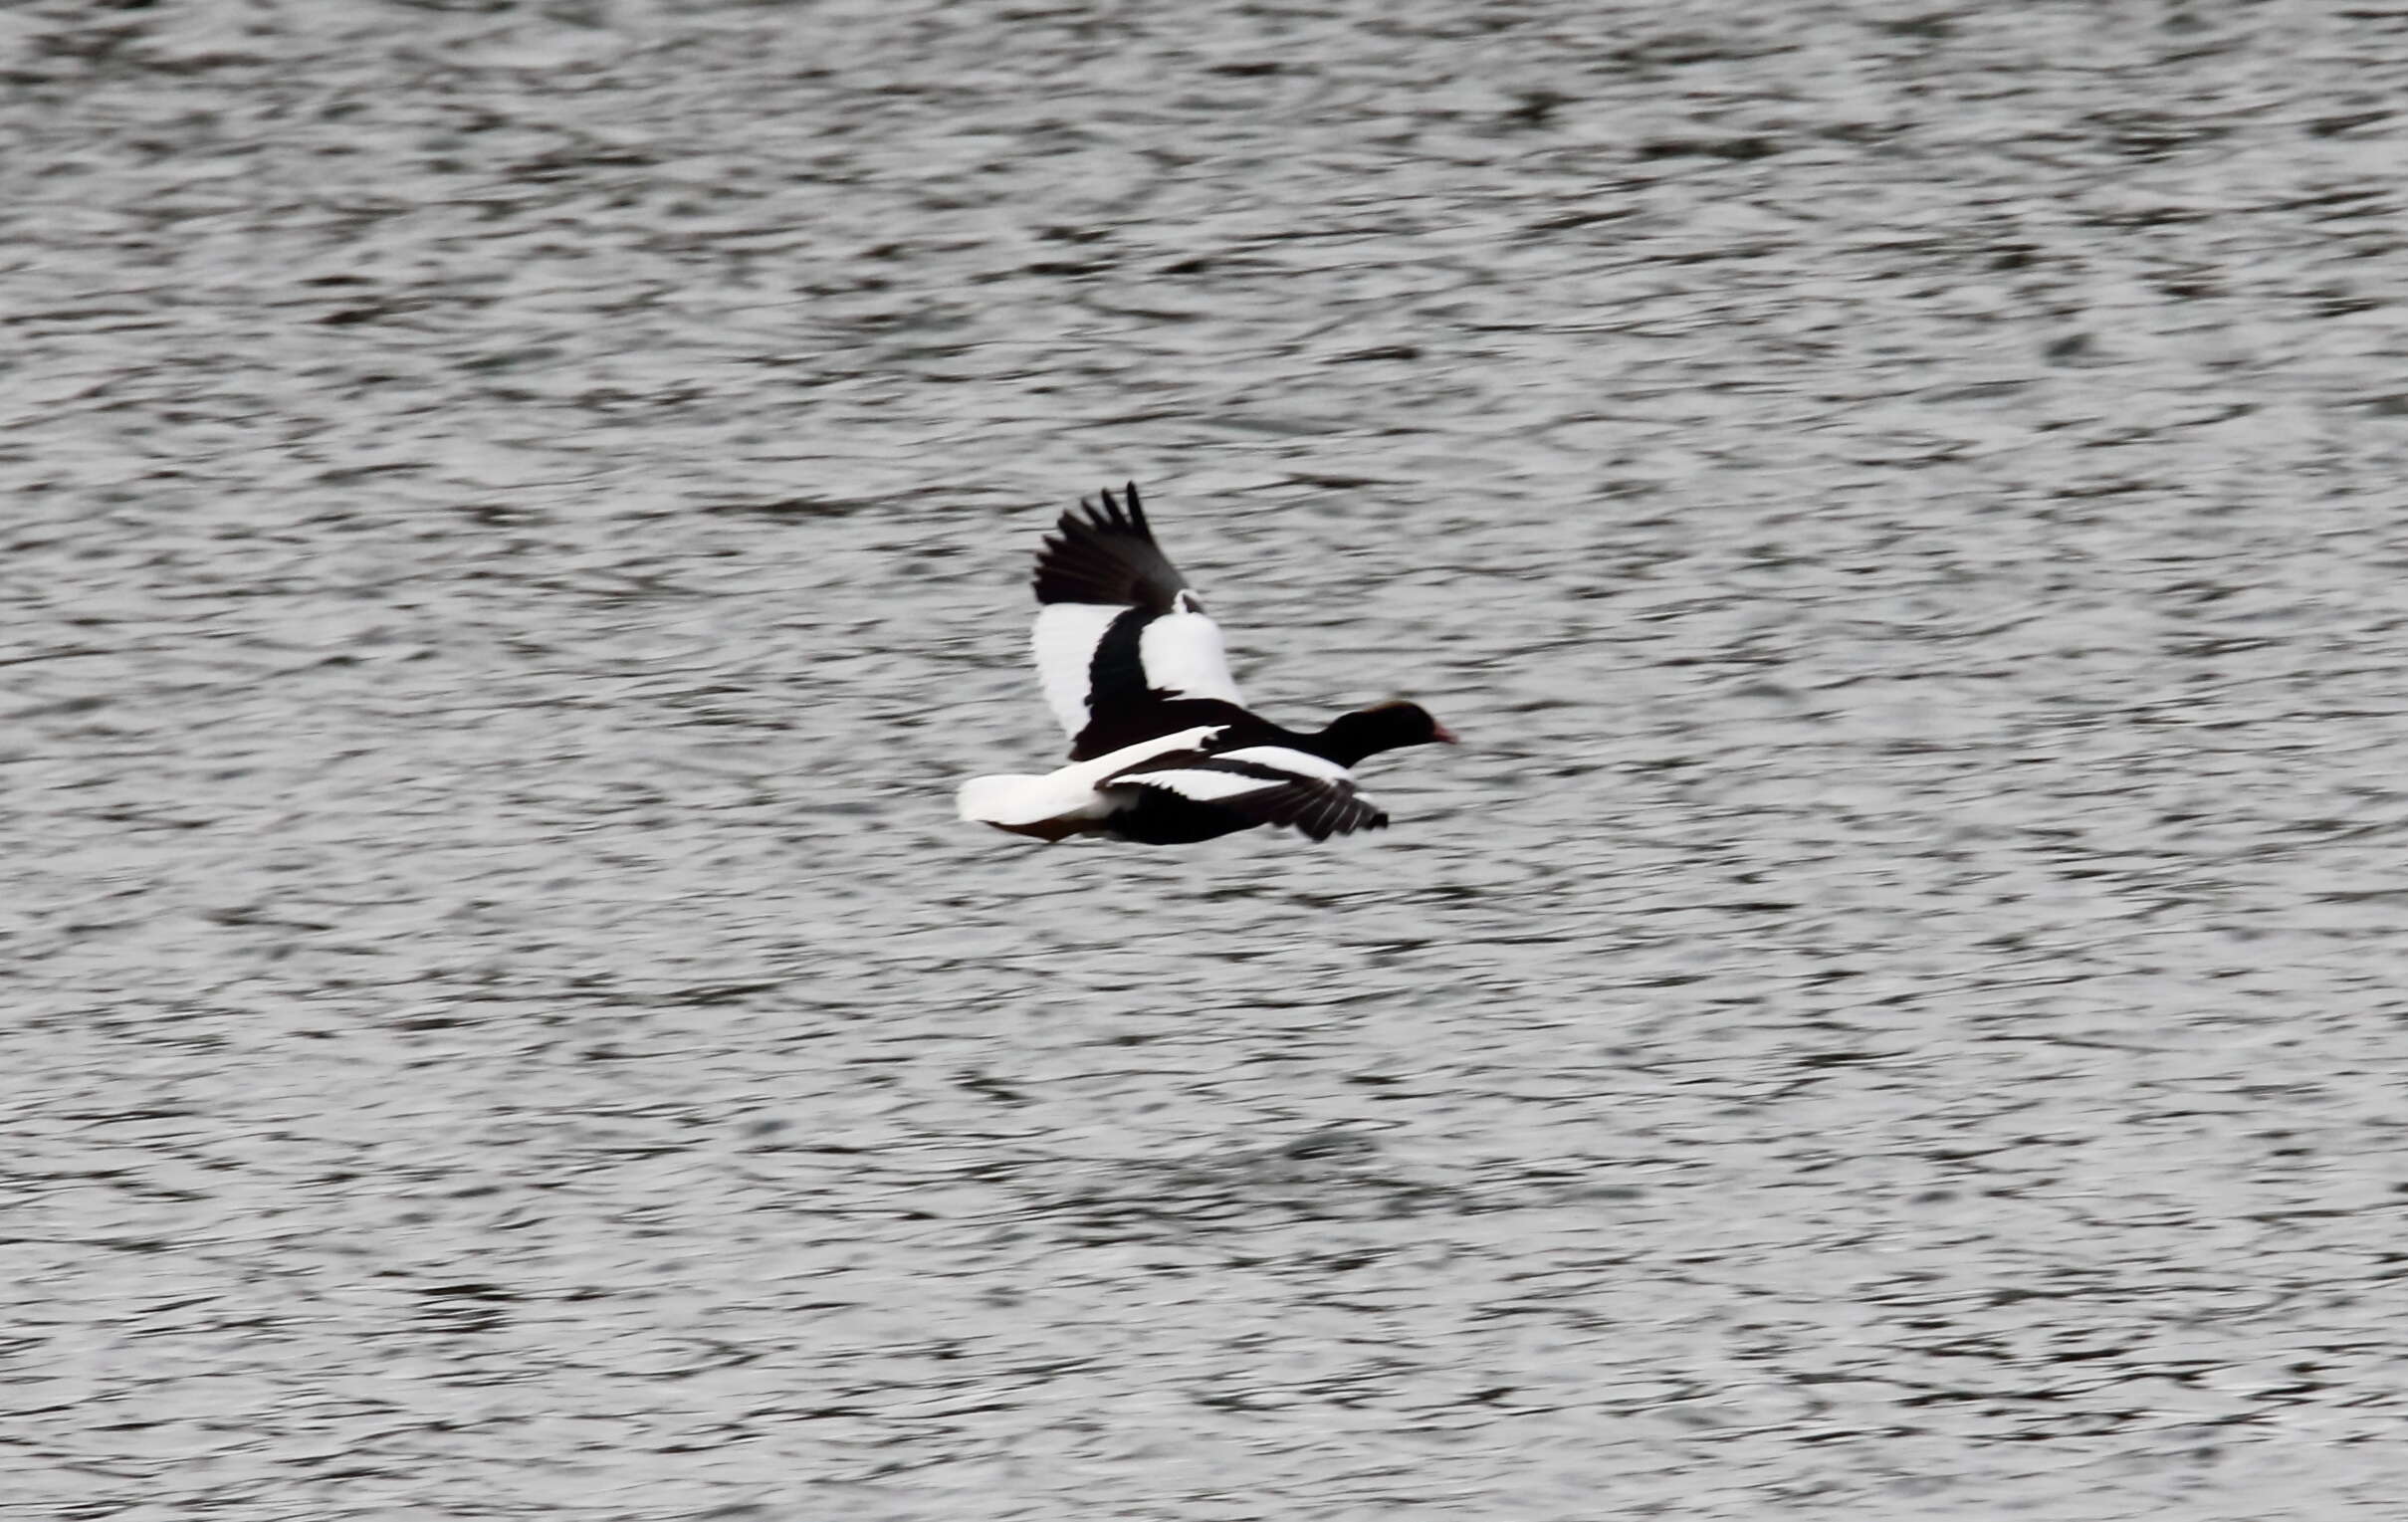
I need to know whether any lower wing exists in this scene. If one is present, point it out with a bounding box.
[1106,746,1387,841]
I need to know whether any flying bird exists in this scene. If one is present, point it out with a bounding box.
[957,484,1455,845]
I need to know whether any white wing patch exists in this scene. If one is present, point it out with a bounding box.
[1031,603,1123,738]
[1030,597,1244,741]
[1213,746,1352,782]
[1138,603,1244,709]
[1114,767,1279,803]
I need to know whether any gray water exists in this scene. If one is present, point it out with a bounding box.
[8,2,2408,1518]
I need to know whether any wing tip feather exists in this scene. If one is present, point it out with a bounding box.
[1031,481,1190,610]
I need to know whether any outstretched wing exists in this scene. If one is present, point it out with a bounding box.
[1105,745,1388,842]
[1029,484,1244,742]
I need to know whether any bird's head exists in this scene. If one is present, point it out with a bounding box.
[1319,701,1458,763]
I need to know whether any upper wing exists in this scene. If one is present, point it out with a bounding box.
[1105,745,1388,841]
[1029,484,1244,740]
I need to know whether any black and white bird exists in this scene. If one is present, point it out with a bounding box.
[958,484,1455,845]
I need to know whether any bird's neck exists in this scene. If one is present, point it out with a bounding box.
[1302,716,1387,767]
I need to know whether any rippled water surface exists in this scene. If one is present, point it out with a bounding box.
[9,2,2408,1517]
